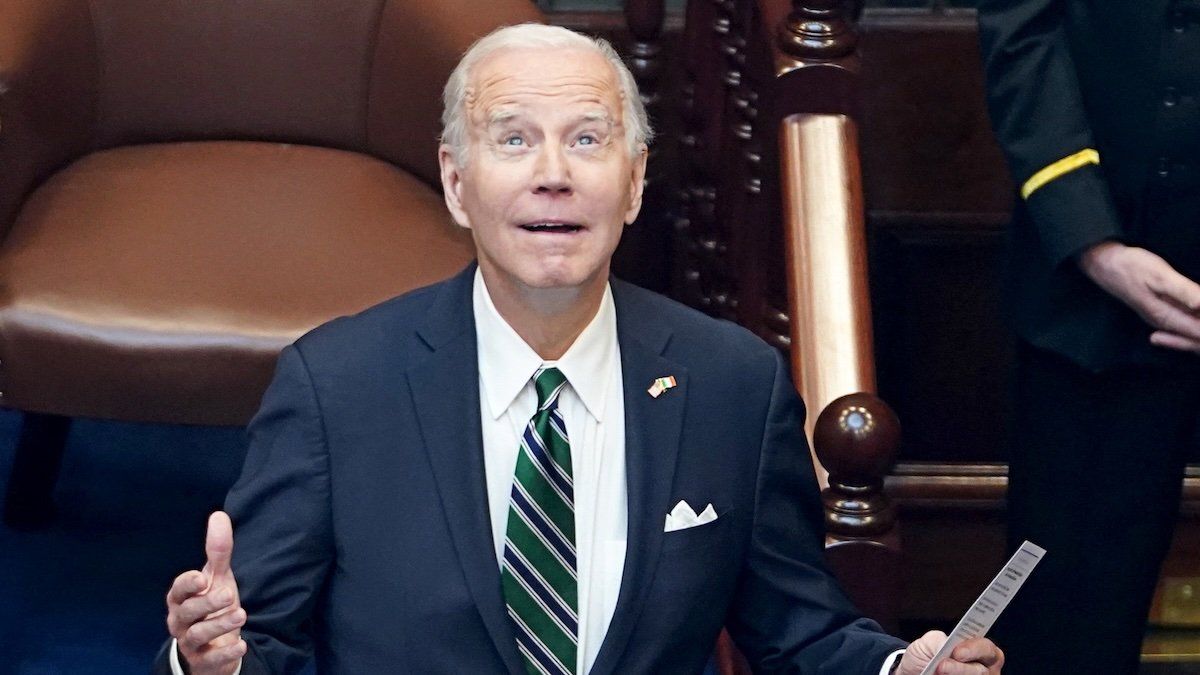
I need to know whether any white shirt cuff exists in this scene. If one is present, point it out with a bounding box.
[170,638,242,675]
[879,648,906,675]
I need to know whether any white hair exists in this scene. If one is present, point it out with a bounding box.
[440,23,653,166]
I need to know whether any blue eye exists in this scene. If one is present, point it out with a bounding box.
[577,135,596,146]
[504,136,524,146]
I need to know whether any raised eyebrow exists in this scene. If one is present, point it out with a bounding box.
[579,111,615,125]
[486,110,523,127]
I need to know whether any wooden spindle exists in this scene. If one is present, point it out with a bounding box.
[624,0,666,109]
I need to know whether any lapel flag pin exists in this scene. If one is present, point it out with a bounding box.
[647,375,677,398]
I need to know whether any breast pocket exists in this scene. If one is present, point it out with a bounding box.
[660,507,737,554]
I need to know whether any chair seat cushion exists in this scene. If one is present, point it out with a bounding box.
[0,141,474,424]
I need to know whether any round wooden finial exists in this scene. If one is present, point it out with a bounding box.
[776,0,859,61]
[813,392,901,535]
[814,392,900,483]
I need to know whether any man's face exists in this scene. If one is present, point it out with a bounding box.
[439,46,647,301]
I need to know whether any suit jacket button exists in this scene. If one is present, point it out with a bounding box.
[1163,87,1180,106]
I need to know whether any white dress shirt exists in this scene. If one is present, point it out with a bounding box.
[474,269,627,675]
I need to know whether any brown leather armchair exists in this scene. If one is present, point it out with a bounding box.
[0,0,543,526]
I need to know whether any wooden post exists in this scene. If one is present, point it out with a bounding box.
[814,392,902,633]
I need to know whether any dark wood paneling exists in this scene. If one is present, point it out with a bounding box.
[870,219,1013,463]
[857,12,1015,464]
[859,12,1012,215]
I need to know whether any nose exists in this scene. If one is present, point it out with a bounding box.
[533,144,572,195]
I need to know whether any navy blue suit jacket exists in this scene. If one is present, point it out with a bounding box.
[157,265,903,674]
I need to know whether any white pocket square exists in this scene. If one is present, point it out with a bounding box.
[663,500,718,533]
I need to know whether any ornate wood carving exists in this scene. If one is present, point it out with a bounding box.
[624,0,665,106]
[624,0,666,190]
[671,0,739,319]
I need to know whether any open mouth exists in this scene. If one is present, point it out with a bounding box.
[519,222,584,234]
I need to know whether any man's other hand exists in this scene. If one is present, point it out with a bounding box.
[897,631,1004,674]
[1078,241,1200,353]
[165,511,247,674]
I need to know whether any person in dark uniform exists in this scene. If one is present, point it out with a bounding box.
[977,0,1200,672]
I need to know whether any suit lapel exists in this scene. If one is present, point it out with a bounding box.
[590,282,688,675]
[405,266,525,675]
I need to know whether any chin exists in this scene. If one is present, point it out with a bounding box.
[521,274,586,291]
[518,266,600,293]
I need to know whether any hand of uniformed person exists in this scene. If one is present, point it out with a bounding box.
[1078,241,1200,353]
[897,631,1005,674]
[166,511,247,674]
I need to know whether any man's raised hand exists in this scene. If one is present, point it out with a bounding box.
[166,511,247,675]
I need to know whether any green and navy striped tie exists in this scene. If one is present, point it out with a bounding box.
[502,367,578,675]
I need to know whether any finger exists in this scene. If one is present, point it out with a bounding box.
[937,663,988,675]
[1154,268,1200,313]
[952,639,1003,666]
[910,630,948,659]
[179,608,246,651]
[205,511,235,579]
[167,570,208,607]
[192,637,248,672]
[176,586,238,627]
[167,572,220,637]
[936,658,988,675]
[1151,330,1200,353]
[1148,301,1200,341]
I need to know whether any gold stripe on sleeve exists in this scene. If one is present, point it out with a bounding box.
[1021,148,1100,199]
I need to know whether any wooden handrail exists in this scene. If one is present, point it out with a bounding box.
[779,114,875,446]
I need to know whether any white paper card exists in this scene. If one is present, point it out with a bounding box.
[919,540,1046,675]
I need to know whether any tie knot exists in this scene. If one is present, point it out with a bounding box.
[534,367,567,411]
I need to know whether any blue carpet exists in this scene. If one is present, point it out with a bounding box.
[0,409,247,675]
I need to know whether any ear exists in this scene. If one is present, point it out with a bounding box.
[439,144,471,229]
[623,144,649,225]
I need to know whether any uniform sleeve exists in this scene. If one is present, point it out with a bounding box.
[978,0,1124,266]
[224,344,336,675]
[724,350,906,675]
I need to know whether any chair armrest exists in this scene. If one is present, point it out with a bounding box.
[366,0,545,187]
[0,0,98,240]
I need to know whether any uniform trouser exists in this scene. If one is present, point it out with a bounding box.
[991,343,1200,674]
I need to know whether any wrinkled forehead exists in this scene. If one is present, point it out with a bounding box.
[464,46,624,126]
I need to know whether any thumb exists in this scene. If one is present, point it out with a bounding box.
[913,630,948,658]
[205,510,235,579]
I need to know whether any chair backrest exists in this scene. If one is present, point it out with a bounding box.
[84,0,544,187]
[0,0,543,241]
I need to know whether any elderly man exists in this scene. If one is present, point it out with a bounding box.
[158,24,1003,675]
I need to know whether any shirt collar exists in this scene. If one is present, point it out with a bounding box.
[473,269,616,422]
